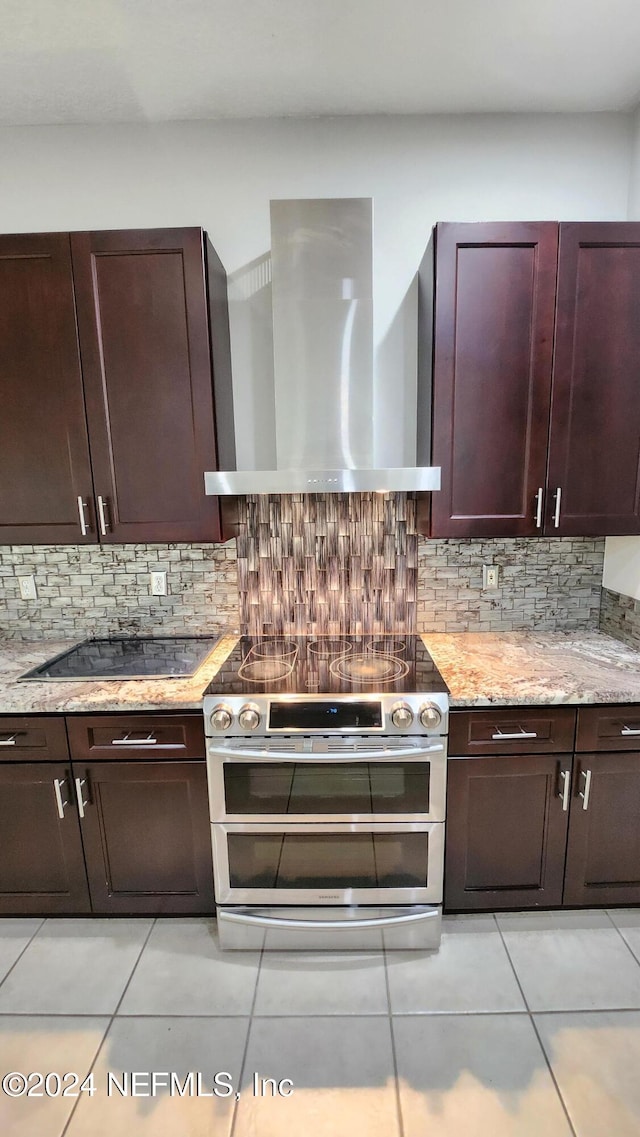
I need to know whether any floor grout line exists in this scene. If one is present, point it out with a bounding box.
[59,917,157,1137]
[603,908,640,968]
[495,917,579,1137]
[383,947,406,1137]
[0,916,46,994]
[228,936,264,1137]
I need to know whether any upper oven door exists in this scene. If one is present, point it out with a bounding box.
[213,821,444,905]
[207,736,447,823]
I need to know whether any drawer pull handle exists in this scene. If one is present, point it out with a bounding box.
[558,768,571,811]
[491,729,538,741]
[75,777,89,818]
[621,726,640,736]
[111,733,158,746]
[0,734,18,746]
[579,767,592,811]
[53,778,69,820]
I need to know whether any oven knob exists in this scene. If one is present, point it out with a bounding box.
[238,705,260,731]
[420,703,443,730]
[210,705,233,731]
[391,703,414,729]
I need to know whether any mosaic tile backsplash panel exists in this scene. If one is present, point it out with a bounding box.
[236,493,417,635]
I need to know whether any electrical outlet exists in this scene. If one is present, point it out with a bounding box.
[150,571,167,596]
[482,565,499,590]
[18,574,37,600]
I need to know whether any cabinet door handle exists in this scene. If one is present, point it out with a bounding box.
[534,488,543,529]
[77,496,89,536]
[0,734,18,747]
[578,767,592,811]
[553,486,562,528]
[491,729,538,741]
[75,777,89,818]
[558,768,571,811]
[53,777,69,820]
[97,495,110,536]
[621,725,640,736]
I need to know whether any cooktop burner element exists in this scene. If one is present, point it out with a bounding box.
[238,658,294,683]
[330,652,409,683]
[308,637,353,657]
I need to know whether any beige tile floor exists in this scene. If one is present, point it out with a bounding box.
[1,910,640,1135]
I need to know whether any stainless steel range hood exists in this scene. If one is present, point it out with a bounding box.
[205,198,440,495]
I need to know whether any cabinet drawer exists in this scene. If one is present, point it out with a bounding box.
[576,705,640,752]
[66,714,205,761]
[449,706,576,756]
[0,716,69,762]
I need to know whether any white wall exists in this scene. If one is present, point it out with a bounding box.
[0,112,633,469]
[600,106,640,601]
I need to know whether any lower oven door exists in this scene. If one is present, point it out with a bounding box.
[212,821,444,905]
[216,905,441,951]
[207,736,446,824]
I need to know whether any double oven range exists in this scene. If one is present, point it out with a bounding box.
[204,635,449,950]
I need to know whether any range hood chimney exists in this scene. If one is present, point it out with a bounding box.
[205,198,440,495]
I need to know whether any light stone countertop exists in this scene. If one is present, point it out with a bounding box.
[0,634,239,715]
[423,630,640,707]
[1,629,640,715]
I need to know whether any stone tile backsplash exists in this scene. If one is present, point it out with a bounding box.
[417,536,605,633]
[599,586,640,651]
[0,543,240,641]
[0,498,608,643]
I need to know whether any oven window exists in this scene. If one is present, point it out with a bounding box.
[223,762,430,815]
[227,832,430,889]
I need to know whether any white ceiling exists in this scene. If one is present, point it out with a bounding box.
[1,0,640,124]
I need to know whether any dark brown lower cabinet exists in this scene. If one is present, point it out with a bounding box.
[563,751,640,906]
[0,763,90,915]
[445,754,571,911]
[76,761,214,915]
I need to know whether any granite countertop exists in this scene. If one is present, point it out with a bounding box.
[0,634,239,715]
[2,629,640,715]
[423,630,640,707]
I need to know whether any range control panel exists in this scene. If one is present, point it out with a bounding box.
[204,693,449,738]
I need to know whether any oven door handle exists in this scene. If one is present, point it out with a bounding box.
[209,743,445,763]
[218,907,439,931]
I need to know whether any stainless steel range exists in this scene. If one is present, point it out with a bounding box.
[204,635,449,951]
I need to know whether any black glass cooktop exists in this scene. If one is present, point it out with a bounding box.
[206,635,449,697]
[20,636,221,681]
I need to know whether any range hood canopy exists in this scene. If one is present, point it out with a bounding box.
[205,198,440,496]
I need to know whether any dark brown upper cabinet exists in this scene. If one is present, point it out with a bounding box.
[547,223,640,536]
[0,228,234,546]
[0,233,95,544]
[419,221,640,538]
[419,222,558,539]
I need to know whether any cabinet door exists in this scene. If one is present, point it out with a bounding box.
[445,754,571,911]
[70,228,226,543]
[564,751,640,905]
[76,761,214,914]
[0,763,90,915]
[0,233,95,544]
[547,223,640,535]
[428,222,558,537]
